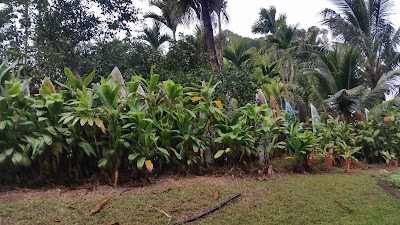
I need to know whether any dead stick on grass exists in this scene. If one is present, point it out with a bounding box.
[174,193,241,225]
[150,205,172,222]
[334,200,354,213]
[90,196,111,215]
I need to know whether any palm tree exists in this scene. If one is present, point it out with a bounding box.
[177,0,221,74]
[305,44,399,122]
[304,45,362,119]
[321,0,400,90]
[268,23,298,50]
[211,0,229,36]
[139,22,171,51]
[265,21,299,87]
[251,6,286,36]
[223,36,253,68]
[144,0,181,41]
[211,0,229,61]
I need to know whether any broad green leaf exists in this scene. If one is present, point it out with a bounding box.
[171,148,182,160]
[98,158,108,168]
[63,115,75,124]
[12,152,23,166]
[64,67,82,89]
[122,123,134,129]
[38,117,47,122]
[78,142,96,157]
[83,70,95,87]
[5,148,13,156]
[45,126,58,136]
[0,121,7,130]
[0,152,6,163]
[157,147,170,157]
[148,73,159,92]
[88,118,94,126]
[43,135,53,146]
[137,157,146,169]
[214,150,226,159]
[128,153,140,161]
[80,117,89,126]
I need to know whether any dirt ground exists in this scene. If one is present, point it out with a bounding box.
[0,167,400,204]
[0,175,236,204]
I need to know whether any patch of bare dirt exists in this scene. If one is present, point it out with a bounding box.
[377,180,400,199]
[0,175,243,205]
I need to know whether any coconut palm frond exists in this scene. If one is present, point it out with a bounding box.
[223,36,254,68]
[325,85,366,119]
[139,22,171,50]
[251,6,277,35]
[362,70,400,109]
[370,0,394,35]
[211,0,229,25]
[304,55,338,94]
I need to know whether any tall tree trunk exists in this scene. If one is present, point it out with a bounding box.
[23,0,30,64]
[200,0,221,76]
[217,13,223,63]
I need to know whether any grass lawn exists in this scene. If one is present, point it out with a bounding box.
[1,170,400,225]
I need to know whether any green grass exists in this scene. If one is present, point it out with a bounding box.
[1,172,400,225]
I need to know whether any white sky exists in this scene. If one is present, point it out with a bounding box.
[224,0,400,38]
[136,0,400,38]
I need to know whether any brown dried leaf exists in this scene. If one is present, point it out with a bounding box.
[214,191,219,200]
[90,196,111,215]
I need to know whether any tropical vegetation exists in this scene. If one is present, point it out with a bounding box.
[1,0,400,185]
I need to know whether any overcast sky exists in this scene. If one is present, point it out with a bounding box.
[225,0,400,38]
[137,0,400,38]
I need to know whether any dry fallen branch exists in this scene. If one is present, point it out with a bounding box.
[149,205,172,222]
[175,193,241,225]
[334,200,354,213]
[90,196,111,215]
[119,188,133,196]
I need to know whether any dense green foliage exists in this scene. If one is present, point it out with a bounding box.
[1,62,400,185]
[1,0,400,185]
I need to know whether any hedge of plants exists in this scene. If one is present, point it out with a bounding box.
[1,61,399,186]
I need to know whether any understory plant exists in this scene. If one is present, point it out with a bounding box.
[283,121,320,170]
